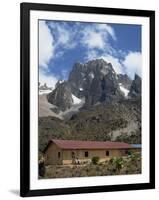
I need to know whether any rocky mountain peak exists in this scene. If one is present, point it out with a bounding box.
[128,74,141,98]
[47,81,73,112]
[68,58,117,98]
[134,73,141,81]
[85,58,107,66]
[46,59,141,113]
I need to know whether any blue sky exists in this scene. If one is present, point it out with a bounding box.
[39,20,141,88]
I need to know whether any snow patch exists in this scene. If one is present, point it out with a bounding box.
[89,72,94,79]
[39,89,52,95]
[59,80,64,84]
[101,68,108,75]
[119,85,129,97]
[79,88,83,91]
[72,94,82,104]
[58,98,85,119]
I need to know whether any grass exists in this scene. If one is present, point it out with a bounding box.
[40,153,141,179]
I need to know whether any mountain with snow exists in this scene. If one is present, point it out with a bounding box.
[119,83,129,97]
[39,59,141,152]
[39,58,141,117]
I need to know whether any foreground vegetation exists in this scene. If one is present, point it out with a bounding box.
[40,153,141,179]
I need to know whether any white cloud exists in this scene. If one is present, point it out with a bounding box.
[85,49,99,61]
[101,55,123,74]
[56,25,70,45]
[85,51,141,78]
[48,22,76,50]
[123,52,142,79]
[39,70,58,89]
[81,23,116,51]
[39,21,54,68]
[97,24,117,41]
[82,29,105,49]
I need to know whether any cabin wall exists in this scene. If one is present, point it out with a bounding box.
[45,145,141,165]
[131,148,141,153]
[62,149,127,164]
[45,143,63,165]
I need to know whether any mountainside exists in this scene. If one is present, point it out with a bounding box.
[38,58,141,152]
[39,99,141,152]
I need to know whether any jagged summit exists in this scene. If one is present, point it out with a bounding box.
[47,59,137,112]
[39,59,141,117]
[128,73,141,98]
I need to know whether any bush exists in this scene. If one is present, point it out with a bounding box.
[91,156,100,165]
[108,157,125,172]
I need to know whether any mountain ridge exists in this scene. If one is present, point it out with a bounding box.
[45,59,139,113]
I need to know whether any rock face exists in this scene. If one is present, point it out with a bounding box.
[85,70,123,106]
[47,81,73,112]
[44,59,141,114]
[68,59,124,106]
[68,59,119,98]
[128,74,141,98]
[117,74,132,90]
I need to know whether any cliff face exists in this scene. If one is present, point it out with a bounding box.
[47,59,137,112]
[128,74,141,98]
[47,81,73,112]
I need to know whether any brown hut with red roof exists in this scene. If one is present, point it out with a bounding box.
[44,139,141,165]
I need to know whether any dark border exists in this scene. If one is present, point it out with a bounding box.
[20,2,155,197]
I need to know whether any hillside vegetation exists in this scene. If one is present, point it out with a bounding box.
[39,99,141,153]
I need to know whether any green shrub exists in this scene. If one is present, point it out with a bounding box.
[91,156,100,165]
[109,157,125,172]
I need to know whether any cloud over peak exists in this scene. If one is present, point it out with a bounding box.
[81,23,116,51]
[39,21,54,68]
[123,52,142,79]
[38,20,141,87]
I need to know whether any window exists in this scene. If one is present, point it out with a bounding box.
[58,152,61,158]
[106,151,109,156]
[85,151,88,157]
[72,151,75,158]
[125,150,128,155]
[125,150,131,155]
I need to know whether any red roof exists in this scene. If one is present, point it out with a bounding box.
[51,139,135,150]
